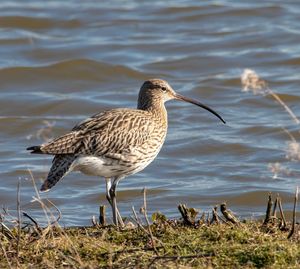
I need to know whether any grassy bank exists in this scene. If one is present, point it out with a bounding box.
[1,202,299,268]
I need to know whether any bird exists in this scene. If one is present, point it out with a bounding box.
[27,79,225,227]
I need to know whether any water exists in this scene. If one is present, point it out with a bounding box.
[1,0,300,226]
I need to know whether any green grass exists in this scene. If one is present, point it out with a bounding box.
[1,219,299,268]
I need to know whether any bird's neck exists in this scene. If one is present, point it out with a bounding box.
[138,100,168,125]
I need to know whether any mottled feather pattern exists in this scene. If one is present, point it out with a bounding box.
[34,107,167,190]
[39,108,167,157]
[40,154,76,191]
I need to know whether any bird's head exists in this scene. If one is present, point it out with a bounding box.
[138,79,226,124]
[139,79,176,103]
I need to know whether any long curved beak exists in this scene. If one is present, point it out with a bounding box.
[175,93,226,124]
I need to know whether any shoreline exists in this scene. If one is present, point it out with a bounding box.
[1,193,299,268]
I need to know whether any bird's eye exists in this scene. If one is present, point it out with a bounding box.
[161,87,167,92]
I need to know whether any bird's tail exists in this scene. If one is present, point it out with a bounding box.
[27,146,43,154]
[41,154,76,192]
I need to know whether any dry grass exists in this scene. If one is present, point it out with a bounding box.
[1,217,299,268]
[1,188,299,268]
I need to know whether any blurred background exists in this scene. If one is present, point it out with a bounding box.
[0,0,300,226]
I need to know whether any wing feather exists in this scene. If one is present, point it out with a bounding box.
[33,109,159,155]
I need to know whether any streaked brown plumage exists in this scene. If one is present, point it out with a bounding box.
[27,79,225,226]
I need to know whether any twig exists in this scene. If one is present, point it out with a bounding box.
[206,212,210,225]
[272,195,279,218]
[131,205,165,252]
[281,127,297,142]
[91,216,98,226]
[16,179,21,260]
[153,252,214,260]
[263,194,273,225]
[141,188,158,255]
[110,246,163,255]
[278,197,287,230]
[99,205,106,226]
[149,252,215,267]
[218,214,228,224]
[28,169,51,227]
[2,207,15,220]
[220,203,239,225]
[0,222,16,240]
[131,206,142,227]
[288,187,299,239]
[178,204,196,226]
[131,207,148,234]
[269,91,300,125]
[22,211,42,233]
[211,206,220,224]
[211,206,228,224]
[46,198,62,225]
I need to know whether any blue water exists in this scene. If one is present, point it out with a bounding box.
[0,0,299,226]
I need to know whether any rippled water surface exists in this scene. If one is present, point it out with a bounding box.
[1,0,300,225]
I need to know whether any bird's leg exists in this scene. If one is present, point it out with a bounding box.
[109,177,124,227]
[105,178,112,204]
[110,184,118,226]
[105,178,124,227]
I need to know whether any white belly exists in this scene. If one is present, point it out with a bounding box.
[70,139,165,179]
[69,155,156,178]
[70,156,118,178]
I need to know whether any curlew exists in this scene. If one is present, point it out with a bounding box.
[27,79,225,226]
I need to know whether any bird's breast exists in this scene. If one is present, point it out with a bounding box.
[70,129,167,178]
